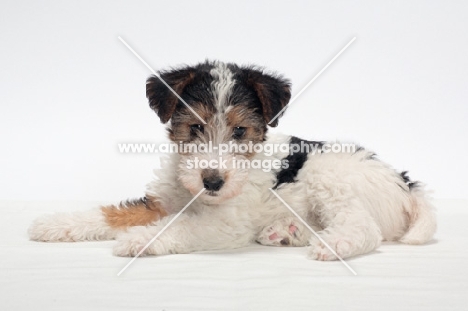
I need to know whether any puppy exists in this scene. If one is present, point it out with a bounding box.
[28,61,436,261]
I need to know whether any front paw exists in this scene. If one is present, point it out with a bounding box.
[113,226,161,257]
[256,218,310,247]
[28,214,77,242]
[307,236,352,261]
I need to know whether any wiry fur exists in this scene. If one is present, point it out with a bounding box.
[28,209,117,242]
[28,61,436,261]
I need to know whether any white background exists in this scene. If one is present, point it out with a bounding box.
[1,0,467,201]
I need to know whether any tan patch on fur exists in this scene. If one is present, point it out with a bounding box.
[170,103,216,142]
[226,105,266,139]
[101,197,167,229]
[169,103,266,158]
[226,104,266,158]
[248,77,291,127]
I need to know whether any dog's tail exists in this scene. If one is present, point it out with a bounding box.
[28,197,167,242]
[399,184,437,245]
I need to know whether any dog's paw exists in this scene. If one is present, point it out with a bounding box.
[28,214,77,242]
[28,209,115,242]
[307,236,353,261]
[256,218,310,247]
[113,226,162,257]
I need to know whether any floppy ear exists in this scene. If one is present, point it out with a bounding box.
[244,68,291,127]
[146,68,195,123]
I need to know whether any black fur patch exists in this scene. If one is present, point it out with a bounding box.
[353,146,378,160]
[147,62,217,123]
[273,136,324,189]
[119,197,147,208]
[177,63,216,108]
[400,171,418,190]
[147,61,291,127]
[230,64,291,127]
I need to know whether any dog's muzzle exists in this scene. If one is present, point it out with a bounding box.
[203,177,224,192]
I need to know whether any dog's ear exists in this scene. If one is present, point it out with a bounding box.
[146,68,195,123]
[243,68,291,127]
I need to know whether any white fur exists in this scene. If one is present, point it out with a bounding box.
[210,61,235,112]
[28,208,117,242]
[28,134,436,260]
[110,133,436,260]
[29,135,436,260]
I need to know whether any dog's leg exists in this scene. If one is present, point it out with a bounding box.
[113,211,255,257]
[256,217,314,247]
[28,196,167,242]
[307,207,382,261]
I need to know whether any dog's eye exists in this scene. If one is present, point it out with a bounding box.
[232,127,246,139]
[190,124,204,135]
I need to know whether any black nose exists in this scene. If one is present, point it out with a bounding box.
[203,178,224,191]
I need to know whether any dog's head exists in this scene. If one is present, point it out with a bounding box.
[146,61,291,203]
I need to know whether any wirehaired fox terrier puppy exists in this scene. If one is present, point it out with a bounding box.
[28,61,436,261]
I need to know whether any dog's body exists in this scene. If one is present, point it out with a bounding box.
[28,61,436,260]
